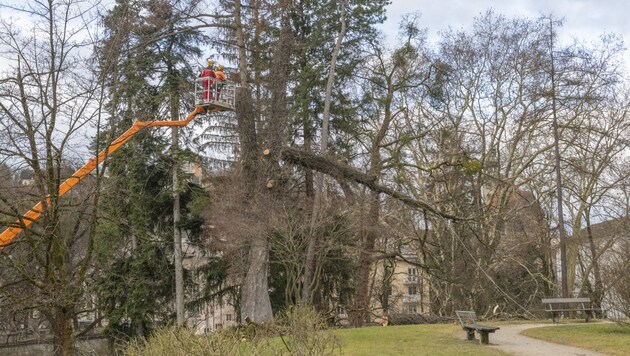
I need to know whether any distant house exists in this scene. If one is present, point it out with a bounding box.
[572,216,630,318]
[19,169,35,186]
[364,244,430,325]
[182,244,238,333]
[182,161,206,188]
[181,161,237,333]
[363,187,552,324]
[386,247,430,315]
[486,186,555,312]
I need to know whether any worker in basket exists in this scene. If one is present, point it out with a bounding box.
[199,58,216,101]
[215,64,226,100]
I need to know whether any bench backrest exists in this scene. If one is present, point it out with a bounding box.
[541,298,591,304]
[455,310,478,327]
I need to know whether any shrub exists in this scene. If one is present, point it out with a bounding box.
[124,305,340,355]
[273,305,341,355]
[124,327,260,356]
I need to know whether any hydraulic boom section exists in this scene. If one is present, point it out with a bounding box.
[0,83,236,248]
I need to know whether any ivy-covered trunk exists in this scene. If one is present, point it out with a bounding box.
[349,190,380,326]
[235,87,273,323]
[49,306,76,356]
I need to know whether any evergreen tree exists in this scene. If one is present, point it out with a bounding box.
[94,0,212,338]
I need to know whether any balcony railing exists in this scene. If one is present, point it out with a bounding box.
[194,77,236,110]
[403,294,422,303]
[404,275,420,284]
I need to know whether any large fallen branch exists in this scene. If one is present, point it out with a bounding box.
[280,147,463,220]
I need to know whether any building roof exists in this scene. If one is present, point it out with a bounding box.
[578,215,630,243]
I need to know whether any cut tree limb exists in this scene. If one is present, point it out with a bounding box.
[280,147,464,220]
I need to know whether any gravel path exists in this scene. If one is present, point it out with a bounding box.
[483,323,609,356]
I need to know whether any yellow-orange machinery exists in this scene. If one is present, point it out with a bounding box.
[0,78,234,247]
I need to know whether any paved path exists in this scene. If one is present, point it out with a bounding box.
[485,323,608,356]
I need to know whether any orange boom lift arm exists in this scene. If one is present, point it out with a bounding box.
[0,77,235,248]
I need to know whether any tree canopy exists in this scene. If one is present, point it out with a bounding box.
[0,1,629,354]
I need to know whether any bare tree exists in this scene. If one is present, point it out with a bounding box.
[302,0,347,305]
[558,36,629,305]
[393,11,558,315]
[331,16,432,325]
[0,1,105,354]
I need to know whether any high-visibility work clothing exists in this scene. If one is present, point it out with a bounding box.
[200,67,216,100]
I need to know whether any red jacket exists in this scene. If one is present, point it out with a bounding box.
[200,67,215,78]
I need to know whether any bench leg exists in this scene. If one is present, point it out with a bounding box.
[585,311,592,322]
[551,312,558,323]
[479,331,490,345]
[466,329,475,341]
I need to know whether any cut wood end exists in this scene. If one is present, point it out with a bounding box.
[266,179,274,188]
[263,148,271,156]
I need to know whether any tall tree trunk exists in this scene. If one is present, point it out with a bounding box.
[585,214,604,315]
[348,73,394,325]
[241,1,292,321]
[234,0,249,88]
[232,0,293,323]
[235,88,273,323]
[47,208,78,355]
[241,236,273,323]
[172,125,185,326]
[50,307,75,356]
[547,17,569,298]
[164,24,185,325]
[233,1,273,323]
[302,0,347,305]
[350,190,380,326]
[540,223,556,298]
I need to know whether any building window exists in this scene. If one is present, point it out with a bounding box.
[407,267,418,282]
[226,313,232,321]
[336,306,345,315]
[215,323,223,329]
[408,286,417,295]
[189,307,200,317]
[408,305,417,313]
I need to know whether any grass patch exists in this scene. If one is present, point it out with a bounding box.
[522,322,630,356]
[124,323,511,355]
[335,324,508,355]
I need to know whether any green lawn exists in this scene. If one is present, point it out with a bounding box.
[522,321,630,356]
[126,319,630,355]
[334,324,508,355]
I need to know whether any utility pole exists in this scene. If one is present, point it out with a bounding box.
[548,17,569,298]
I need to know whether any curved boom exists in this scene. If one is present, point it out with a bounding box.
[0,105,215,247]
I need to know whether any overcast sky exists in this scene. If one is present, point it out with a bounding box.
[380,0,629,63]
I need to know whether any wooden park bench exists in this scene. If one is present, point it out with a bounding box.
[3,330,22,344]
[541,297,596,322]
[455,311,500,345]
